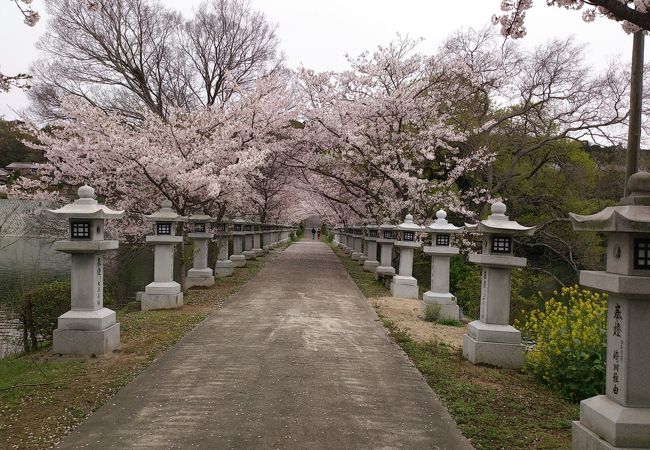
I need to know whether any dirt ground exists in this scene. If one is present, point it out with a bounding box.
[369,296,466,348]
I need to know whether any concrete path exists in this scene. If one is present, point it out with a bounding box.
[59,240,472,449]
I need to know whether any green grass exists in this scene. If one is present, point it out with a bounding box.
[332,244,578,450]
[331,245,390,298]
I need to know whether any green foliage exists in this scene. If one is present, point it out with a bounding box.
[0,120,43,168]
[13,280,71,352]
[423,303,441,322]
[453,262,481,320]
[517,286,607,401]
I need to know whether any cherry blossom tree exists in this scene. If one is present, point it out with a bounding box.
[291,37,494,225]
[0,0,39,92]
[494,0,650,37]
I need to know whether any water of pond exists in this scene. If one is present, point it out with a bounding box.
[0,236,158,356]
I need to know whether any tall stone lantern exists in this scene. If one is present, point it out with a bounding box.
[230,217,247,267]
[214,220,234,277]
[363,221,380,272]
[186,214,215,288]
[375,218,397,281]
[391,214,423,299]
[422,209,464,320]
[351,225,364,261]
[252,222,264,256]
[570,172,650,450]
[48,185,124,356]
[242,222,257,260]
[462,201,535,369]
[142,200,186,311]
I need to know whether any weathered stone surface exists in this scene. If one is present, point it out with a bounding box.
[59,240,472,450]
[53,323,120,356]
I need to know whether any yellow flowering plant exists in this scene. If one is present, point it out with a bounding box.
[517,285,607,401]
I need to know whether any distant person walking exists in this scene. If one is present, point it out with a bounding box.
[311,227,316,239]
[317,230,321,239]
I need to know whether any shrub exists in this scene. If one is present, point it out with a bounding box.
[517,285,607,401]
[16,280,71,352]
[423,304,441,322]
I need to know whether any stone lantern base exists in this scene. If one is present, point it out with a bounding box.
[351,251,363,261]
[421,291,460,321]
[230,254,247,267]
[186,268,215,288]
[215,259,235,277]
[242,250,257,260]
[462,320,524,369]
[358,255,368,266]
[572,396,650,449]
[53,308,120,356]
[390,275,419,299]
[142,281,183,311]
[363,259,380,272]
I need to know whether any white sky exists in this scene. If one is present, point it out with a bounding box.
[0,0,640,119]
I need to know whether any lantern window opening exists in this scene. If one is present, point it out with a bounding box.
[244,225,252,231]
[71,220,92,240]
[403,231,415,242]
[634,238,650,270]
[383,230,393,239]
[491,235,512,254]
[157,222,172,236]
[436,234,450,246]
[369,230,378,237]
[194,223,206,233]
[234,224,242,231]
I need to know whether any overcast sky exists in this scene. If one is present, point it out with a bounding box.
[0,0,639,119]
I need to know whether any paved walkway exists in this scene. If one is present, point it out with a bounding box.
[59,240,472,449]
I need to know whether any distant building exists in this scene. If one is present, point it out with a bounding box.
[0,168,8,184]
[6,162,40,172]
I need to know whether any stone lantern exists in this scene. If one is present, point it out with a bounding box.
[260,224,271,254]
[230,217,247,267]
[213,219,234,277]
[48,185,124,356]
[252,222,264,256]
[333,226,341,246]
[363,221,380,272]
[569,172,650,450]
[375,218,397,281]
[462,201,535,369]
[185,213,215,288]
[391,214,423,299]
[242,222,257,260]
[142,200,186,311]
[344,227,353,255]
[422,209,464,320]
[351,225,364,261]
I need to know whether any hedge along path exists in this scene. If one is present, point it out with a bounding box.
[57,239,471,449]
[0,249,275,450]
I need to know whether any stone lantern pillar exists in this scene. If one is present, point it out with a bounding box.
[242,222,256,260]
[351,226,364,261]
[391,214,423,300]
[48,185,124,356]
[344,227,353,255]
[375,218,397,281]
[186,214,215,288]
[570,172,650,450]
[214,220,234,277]
[252,222,264,257]
[333,227,340,246]
[230,217,247,267]
[141,200,186,311]
[462,201,535,369]
[261,224,271,253]
[422,209,464,321]
[363,221,380,272]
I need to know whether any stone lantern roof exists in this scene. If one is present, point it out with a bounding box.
[365,220,378,230]
[426,209,463,234]
[465,202,535,236]
[143,200,186,222]
[378,217,394,231]
[396,214,423,232]
[48,185,124,219]
[187,213,212,223]
[570,171,650,233]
